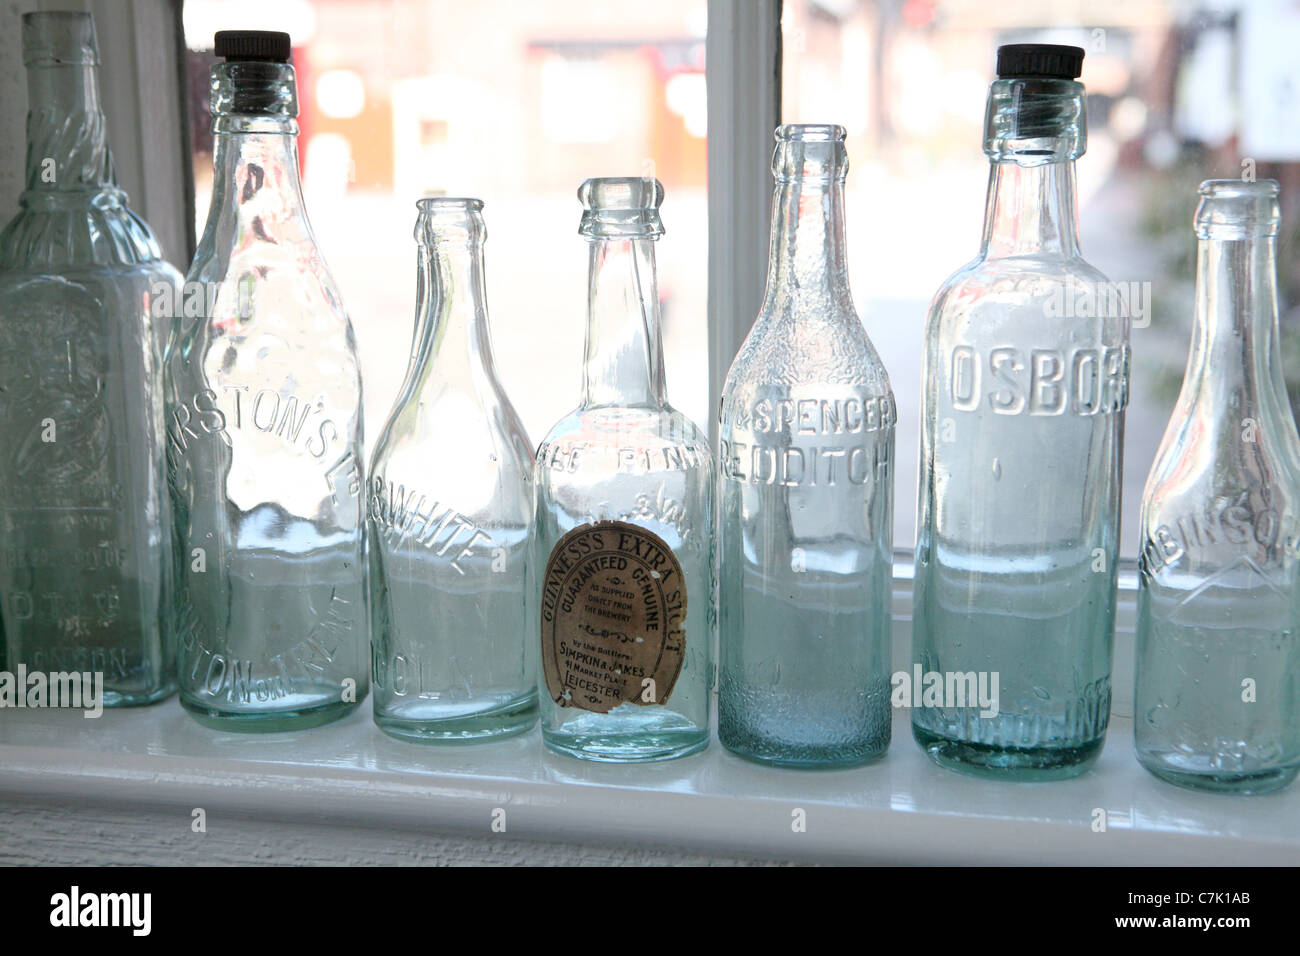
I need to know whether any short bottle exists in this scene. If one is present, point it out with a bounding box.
[369,198,537,742]
[164,31,367,730]
[1134,179,1300,795]
[534,178,714,762]
[911,45,1129,778]
[0,12,182,705]
[718,125,895,767]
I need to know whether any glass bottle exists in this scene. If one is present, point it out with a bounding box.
[369,198,536,742]
[164,31,367,730]
[1134,179,1300,794]
[534,178,714,762]
[717,125,895,767]
[912,45,1129,778]
[0,12,181,705]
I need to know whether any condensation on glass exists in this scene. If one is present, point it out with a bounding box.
[369,198,537,742]
[717,125,895,768]
[912,45,1129,779]
[0,12,181,705]
[534,178,714,762]
[1134,179,1300,795]
[164,31,367,731]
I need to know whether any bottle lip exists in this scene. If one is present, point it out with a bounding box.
[771,125,849,183]
[415,196,487,245]
[1199,178,1279,199]
[210,60,298,119]
[578,177,665,239]
[775,124,847,143]
[416,196,485,212]
[22,11,98,67]
[1195,178,1280,239]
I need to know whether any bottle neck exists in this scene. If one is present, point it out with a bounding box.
[412,234,496,386]
[582,238,666,408]
[763,176,852,310]
[1182,235,1288,419]
[206,115,311,242]
[24,60,114,193]
[980,160,1080,259]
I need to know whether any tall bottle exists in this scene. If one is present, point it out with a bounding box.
[717,125,895,767]
[0,12,181,705]
[1135,180,1300,794]
[164,31,367,730]
[912,45,1128,778]
[534,178,714,762]
[369,198,536,742]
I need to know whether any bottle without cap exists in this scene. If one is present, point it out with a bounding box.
[164,31,368,730]
[1134,180,1300,795]
[0,12,182,705]
[911,45,1129,779]
[718,125,895,768]
[368,199,537,743]
[534,178,714,762]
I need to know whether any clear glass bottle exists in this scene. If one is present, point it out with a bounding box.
[369,198,536,742]
[912,45,1129,778]
[0,12,181,705]
[1134,179,1300,795]
[717,125,895,767]
[534,178,714,762]
[164,31,367,730]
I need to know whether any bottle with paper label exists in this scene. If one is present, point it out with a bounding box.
[534,177,714,762]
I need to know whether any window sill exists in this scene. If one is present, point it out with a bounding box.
[0,580,1295,865]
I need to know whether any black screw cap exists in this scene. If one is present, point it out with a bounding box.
[996,43,1084,80]
[214,30,291,63]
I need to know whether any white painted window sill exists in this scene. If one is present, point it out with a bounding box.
[1,572,1297,865]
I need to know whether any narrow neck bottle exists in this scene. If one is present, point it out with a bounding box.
[980,76,1085,259]
[1181,181,1289,424]
[203,59,312,248]
[762,124,852,310]
[579,178,666,409]
[410,198,498,390]
[21,11,114,196]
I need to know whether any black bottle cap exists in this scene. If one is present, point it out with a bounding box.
[214,30,292,63]
[996,43,1084,80]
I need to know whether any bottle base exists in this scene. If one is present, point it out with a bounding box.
[913,723,1104,781]
[376,694,538,744]
[544,732,708,763]
[1138,759,1299,795]
[720,733,888,770]
[180,695,360,733]
[104,682,178,708]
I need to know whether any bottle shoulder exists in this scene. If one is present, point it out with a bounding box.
[1142,412,1300,526]
[930,254,1114,311]
[0,189,175,274]
[370,386,533,475]
[723,305,893,400]
[926,254,1128,345]
[539,403,710,451]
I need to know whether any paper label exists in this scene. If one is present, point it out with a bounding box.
[540,521,686,713]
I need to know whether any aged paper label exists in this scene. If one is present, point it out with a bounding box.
[540,521,687,713]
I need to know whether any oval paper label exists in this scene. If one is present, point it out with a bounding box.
[540,521,687,713]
